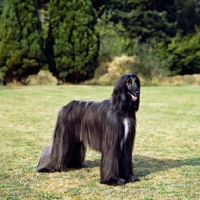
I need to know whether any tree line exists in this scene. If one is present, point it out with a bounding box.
[0,0,200,85]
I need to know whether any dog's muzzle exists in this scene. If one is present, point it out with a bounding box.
[128,90,140,101]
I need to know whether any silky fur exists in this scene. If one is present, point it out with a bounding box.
[37,73,140,186]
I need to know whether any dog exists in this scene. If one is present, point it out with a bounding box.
[37,73,140,186]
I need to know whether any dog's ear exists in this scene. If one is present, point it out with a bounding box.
[134,76,140,111]
[112,74,128,112]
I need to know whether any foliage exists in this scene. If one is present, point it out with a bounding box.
[166,29,200,75]
[88,49,168,86]
[102,0,178,43]
[0,0,5,12]
[1,0,200,82]
[93,38,168,86]
[176,0,200,35]
[46,0,100,83]
[131,40,168,84]
[0,0,45,84]
[90,55,135,85]
[0,3,3,16]
[97,14,129,63]
[38,3,49,39]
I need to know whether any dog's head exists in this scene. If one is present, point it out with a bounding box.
[125,73,140,102]
[112,73,140,112]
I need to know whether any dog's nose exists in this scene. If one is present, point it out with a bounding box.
[135,90,140,95]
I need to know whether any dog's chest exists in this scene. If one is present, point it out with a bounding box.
[123,118,129,142]
[120,118,130,149]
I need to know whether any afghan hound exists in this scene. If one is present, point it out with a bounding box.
[37,73,140,186]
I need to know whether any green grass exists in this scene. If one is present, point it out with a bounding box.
[0,85,199,200]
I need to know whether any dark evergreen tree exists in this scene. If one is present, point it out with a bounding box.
[176,0,200,35]
[102,0,178,43]
[166,30,200,75]
[0,3,3,16]
[46,0,99,83]
[0,0,45,84]
[0,0,5,14]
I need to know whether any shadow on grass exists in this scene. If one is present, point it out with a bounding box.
[84,156,199,178]
[133,156,200,177]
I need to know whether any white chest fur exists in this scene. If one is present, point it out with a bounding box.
[121,118,129,150]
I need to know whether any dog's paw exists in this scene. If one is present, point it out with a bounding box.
[101,177,126,186]
[126,175,140,183]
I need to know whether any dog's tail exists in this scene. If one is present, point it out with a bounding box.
[37,108,69,172]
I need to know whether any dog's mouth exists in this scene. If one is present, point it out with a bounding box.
[128,92,138,101]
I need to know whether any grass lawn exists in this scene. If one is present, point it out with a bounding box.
[0,85,199,200]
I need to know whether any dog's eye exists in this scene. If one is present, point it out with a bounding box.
[127,79,132,85]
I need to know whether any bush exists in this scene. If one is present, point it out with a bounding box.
[0,0,45,85]
[166,29,200,75]
[46,0,99,83]
[97,15,129,63]
[87,55,135,85]
[131,41,167,85]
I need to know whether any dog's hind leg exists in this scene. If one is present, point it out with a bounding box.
[67,142,86,168]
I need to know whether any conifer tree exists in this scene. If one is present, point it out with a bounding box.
[166,30,200,75]
[104,0,177,43]
[0,2,3,16]
[46,0,99,83]
[0,0,45,84]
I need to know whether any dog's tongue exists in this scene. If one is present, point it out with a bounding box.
[131,94,137,101]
